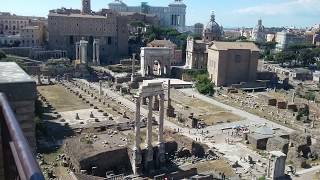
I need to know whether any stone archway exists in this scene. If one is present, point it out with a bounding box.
[140,47,172,77]
[153,60,163,76]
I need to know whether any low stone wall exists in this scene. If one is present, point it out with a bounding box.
[0,62,37,179]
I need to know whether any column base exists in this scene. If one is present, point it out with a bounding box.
[132,148,142,175]
[144,146,154,174]
[158,142,166,167]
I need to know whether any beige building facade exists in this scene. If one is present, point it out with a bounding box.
[20,26,45,47]
[207,41,259,86]
[48,0,128,64]
[0,12,45,36]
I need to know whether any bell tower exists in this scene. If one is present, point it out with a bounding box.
[82,0,91,14]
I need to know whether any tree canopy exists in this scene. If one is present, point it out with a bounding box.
[267,45,320,69]
[195,74,215,96]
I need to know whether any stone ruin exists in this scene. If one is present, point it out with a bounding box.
[287,132,320,168]
[267,151,287,180]
[132,80,166,175]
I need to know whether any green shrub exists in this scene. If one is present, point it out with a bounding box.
[195,74,215,96]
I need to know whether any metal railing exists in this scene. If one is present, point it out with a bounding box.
[0,93,45,180]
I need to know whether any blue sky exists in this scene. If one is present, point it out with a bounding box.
[1,0,319,28]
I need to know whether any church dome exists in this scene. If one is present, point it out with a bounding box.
[252,19,265,33]
[251,19,266,43]
[204,11,222,35]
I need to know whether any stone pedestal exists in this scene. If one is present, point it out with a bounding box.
[144,147,154,173]
[157,142,166,167]
[133,147,142,175]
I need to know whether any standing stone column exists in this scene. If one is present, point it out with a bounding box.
[93,39,100,65]
[167,80,171,107]
[37,72,42,85]
[76,42,80,60]
[167,80,175,117]
[133,96,142,175]
[99,80,103,96]
[93,41,96,64]
[131,53,136,82]
[80,40,88,64]
[145,95,154,172]
[96,40,100,65]
[158,93,165,166]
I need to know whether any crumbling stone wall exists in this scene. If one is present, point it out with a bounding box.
[266,137,289,154]
[287,132,315,168]
[64,138,131,177]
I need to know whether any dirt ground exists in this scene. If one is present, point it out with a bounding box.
[37,85,89,112]
[171,89,241,125]
[199,111,242,125]
[180,159,235,177]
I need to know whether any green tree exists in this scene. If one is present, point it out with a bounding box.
[262,41,277,56]
[298,49,314,66]
[274,51,296,66]
[195,74,215,96]
[265,54,274,62]
[304,92,316,102]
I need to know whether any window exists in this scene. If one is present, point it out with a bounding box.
[69,36,74,45]
[107,37,112,45]
[235,55,241,63]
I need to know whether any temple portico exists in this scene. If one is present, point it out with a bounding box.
[132,80,166,175]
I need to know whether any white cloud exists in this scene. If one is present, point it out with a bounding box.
[235,0,320,16]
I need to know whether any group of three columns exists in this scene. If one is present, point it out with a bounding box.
[133,93,165,174]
